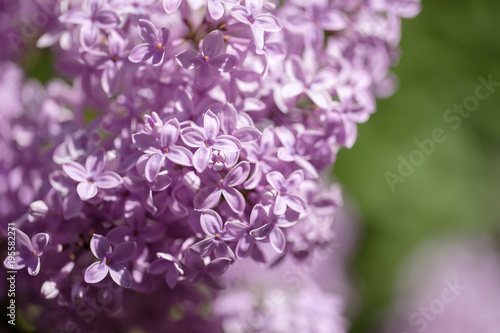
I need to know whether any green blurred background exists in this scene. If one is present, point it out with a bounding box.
[333,0,500,332]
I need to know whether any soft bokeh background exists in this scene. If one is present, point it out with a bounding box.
[333,0,500,332]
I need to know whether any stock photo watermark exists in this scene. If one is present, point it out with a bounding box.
[385,74,499,192]
[5,222,17,326]
[401,277,467,333]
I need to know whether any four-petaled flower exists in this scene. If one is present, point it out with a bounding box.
[282,54,336,110]
[129,19,170,67]
[266,170,307,215]
[182,250,232,289]
[63,150,123,201]
[190,209,235,258]
[60,0,120,49]
[149,252,184,288]
[250,204,299,253]
[176,30,238,87]
[132,118,194,182]
[3,230,49,276]
[84,234,137,288]
[181,110,242,172]
[194,161,250,213]
[231,0,282,51]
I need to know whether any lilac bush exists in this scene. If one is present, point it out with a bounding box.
[1,0,420,331]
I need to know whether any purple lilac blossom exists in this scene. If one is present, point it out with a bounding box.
[0,0,420,331]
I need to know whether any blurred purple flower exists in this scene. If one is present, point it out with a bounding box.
[129,19,170,67]
[3,230,49,276]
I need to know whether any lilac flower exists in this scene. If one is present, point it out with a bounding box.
[266,170,307,215]
[3,230,49,276]
[194,161,250,213]
[59,0,120,49]
[107,201,165,247]
[231,0,282,51]
[176,30,238,88]
[149,252,184,288]
[286,5,347,49]
[132,118,193,182]
[190,209,235,258]
[282,55,335,109]
[223,206,267,260]
[181,110,242,172]
[275,126,319,178]
[101,29,129,96]
[182,250,232,289]
[129,19,170,67]
[123,171,172,215]
[250,204,299,253]
[84,234,137,288]
[62,150,123,200]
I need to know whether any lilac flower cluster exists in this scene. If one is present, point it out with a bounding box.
[1,0,420,331]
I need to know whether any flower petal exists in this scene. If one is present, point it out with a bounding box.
[194,187,222,210]
[62,162,88,182]
[86,149,106,176]
[269,227,286,253]
[95,10,119,29]
[255,14,282,32]
[163,0,182,14]
[181,127,206,147]
[206,257,231,276]
[209,54,237,72]
[233,127,261,143]
[166,146,194,166]
[230,6,250,24]
[285,170,303,192]
[306,88,332,109]
[111,241,137,263]
[193,146,212,172]
[109,263,133,288]
[203,110,220,140]
[80,21,99,48]
[94,171,123,189]
[207,0,225,20]
[236,235,253,259]
[318,9,347,31]
[175,49,203,69]
[132,133,161,154]
[160,118,180,148]
[90,234,112,260]
[203,30,224,59]
[27,257,41,276]
[273,193,287,215]
[107,226,132,245]
[222,187,246,213]
[137,19,158,44]
[212,135,241,152]
[246,0,263,16]
[285,194,307,213]
[128,44,154,63]
[31,233,49,254]
[200,209,223,235]
[77,181,98,200]
[223,161,250,187]
[84,261,109,284]
[144,153,165,183]
[266,171,285,191]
